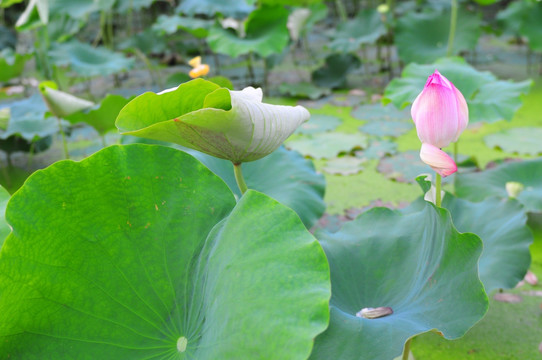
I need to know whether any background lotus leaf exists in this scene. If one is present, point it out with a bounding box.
[395,7,481,64]
[383,57,532,123]
[207,6,289,58]
[455,158,542,214]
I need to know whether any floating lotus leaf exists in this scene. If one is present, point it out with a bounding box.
[484,127,542,156]
[286,132,368,160]
[295,114,342,135]
[359,120,412,137]
[322,156,365,175]
[455,158,542,214]
[351,103,410,122]
[0,144,331,359]
[116,79,310,163]
[310,202,488,360]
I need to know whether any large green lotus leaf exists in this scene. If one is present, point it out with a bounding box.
[39,81,95,118]
[383,57,532,123]
[329,9,386,53]
[0,144,331,359]
[176,0,253,18]
[0,94,58,141]
[0,49,31,82]
[66,94,132,135]
[496,0,528,35]
[152,15,212,38]
[455,157,542,214]
[183,145,325,229]
[48,41,135,77]
[312,53,361,89]
[395,8,481,64]
[207,6,289,58]
[116,79,309,163]
[0,185,10,247]
[310,203,488,360]
[484,127,542,156]
[443,196,532,292]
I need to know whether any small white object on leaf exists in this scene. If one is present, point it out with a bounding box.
[505,181,524,199]
[39,81,94,118]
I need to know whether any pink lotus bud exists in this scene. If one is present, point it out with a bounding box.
[411,70,468,148]
[419,143,457,177]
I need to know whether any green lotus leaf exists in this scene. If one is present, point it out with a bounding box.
[48,41,135,77]
[520,1,542,52]
[66,94,133,135]
[310,203,488,360]
[312,53,361,89]
[0,94,58,142]
[116,0,157,12]
[116,79,310,163]
[455,157,542,214]
[0,185,10,247]
[395,8,481,64]
[39,81,95,118]
[0,144,331,359]
[152,14,212,38]
[484,127,542,156]
[184,145,325,229]
[286,132,368,160]
[279,82,331,100]
[207,6,290,58]
[443,196,532,292]
[383,57,532,123]
[176,0,253,18]
[329,9,386,53]
[0,48,31,83]
[408,177,533,293]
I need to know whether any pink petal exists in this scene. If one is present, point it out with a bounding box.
[411,71,466,148]
[419,143,457,177]
[452,85,469,141]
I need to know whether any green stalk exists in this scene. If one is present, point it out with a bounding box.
[436,173,442,207]
[247,52,255,85]
[446,0,458,57]
[335,0,347,21]
[56,116,70,160]
[233,163,248,195]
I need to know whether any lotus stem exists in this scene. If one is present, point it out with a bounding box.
[233,163,248,195]
[402,338,412,360]
[335,0,347,21]
[56,116,70,160]
[436,173,442,207]
[446,0,458,57]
